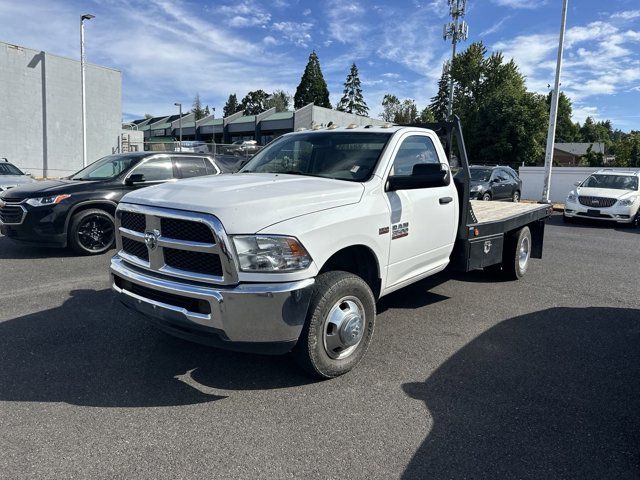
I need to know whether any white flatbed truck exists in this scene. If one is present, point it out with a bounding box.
[110,118,552,377]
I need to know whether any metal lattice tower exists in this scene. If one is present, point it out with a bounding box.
[443,0,469,118]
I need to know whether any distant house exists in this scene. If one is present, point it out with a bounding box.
[554,142,605,166]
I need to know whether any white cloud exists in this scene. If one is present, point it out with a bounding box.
[491,0,547,9]
[302,8,312,16]
[272,21,314,47]
[381,73,400,79]
[479,16,512,37]
[263,35,279,46]
[610,10,640,21]
[216,0,271,28]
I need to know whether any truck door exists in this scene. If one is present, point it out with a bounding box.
[384,133,458,288]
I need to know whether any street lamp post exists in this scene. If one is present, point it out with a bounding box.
[80,13,95,167]
[541,0,569,203]
[174,102,182,152]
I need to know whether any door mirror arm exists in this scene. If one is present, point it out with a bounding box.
[125,173,146,185]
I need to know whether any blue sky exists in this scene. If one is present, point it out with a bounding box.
[1,0,639,130]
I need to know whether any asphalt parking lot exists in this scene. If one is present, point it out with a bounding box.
[1,213,639,479]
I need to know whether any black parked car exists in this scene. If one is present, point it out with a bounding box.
[0,152,228,255]
[467,165,522,202]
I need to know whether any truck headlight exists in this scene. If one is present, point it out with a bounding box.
[617,197,636,207]
[26,194,71,207]
[232,235,312,272]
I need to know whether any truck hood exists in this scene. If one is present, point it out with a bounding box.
[121,173,365,233]
[577,187,637,200]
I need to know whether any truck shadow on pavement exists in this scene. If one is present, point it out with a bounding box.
[401,306,640,479]
[0,289,314,407]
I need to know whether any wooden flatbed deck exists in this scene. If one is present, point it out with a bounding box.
[470,200,550,224]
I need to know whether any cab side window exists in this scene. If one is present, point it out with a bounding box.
[132,157,175,182]
[392,135,440,176]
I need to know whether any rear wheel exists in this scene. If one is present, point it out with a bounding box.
[68,209,115,255]
[293,271,376,379]
[502,226,531,280]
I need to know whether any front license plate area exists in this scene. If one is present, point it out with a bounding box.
[587,209,601,217]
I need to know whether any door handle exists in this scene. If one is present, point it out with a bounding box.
[439,197,453,204]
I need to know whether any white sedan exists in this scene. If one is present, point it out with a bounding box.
[564,169,640,226]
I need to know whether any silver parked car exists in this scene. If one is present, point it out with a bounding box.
[0,159,35,192]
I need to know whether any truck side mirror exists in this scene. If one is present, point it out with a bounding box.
[387,163,450,191]
[126,173,146,185]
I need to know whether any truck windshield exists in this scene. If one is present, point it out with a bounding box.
[71,154,143,181]
[240,132,392,182]
[582,174,638,191]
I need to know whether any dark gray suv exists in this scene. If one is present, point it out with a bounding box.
[467,165,523,202]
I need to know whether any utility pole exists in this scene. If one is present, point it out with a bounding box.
[541,0,568,203]
[443,0,468,119]
[80,13,95,167]
[174,102,182,152]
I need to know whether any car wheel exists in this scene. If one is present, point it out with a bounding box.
[512,190,520,203]
[293,271,376,379]
[502,226,531,280]
[482,192,492,201]
[68,208,115,255]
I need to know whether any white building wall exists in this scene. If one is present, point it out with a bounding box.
[0,42,121,177]
[519,167,637,203]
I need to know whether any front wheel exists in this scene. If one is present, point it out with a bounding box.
[482,192,492,201]
[293,271,376,379]
[512,190,521,203]
[68,209,115,255]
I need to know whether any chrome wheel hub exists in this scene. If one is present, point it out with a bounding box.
[518,236,530,271]
[323,297,365,360]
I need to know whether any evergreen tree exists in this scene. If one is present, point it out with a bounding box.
[336,63,368,116]
[630,140,640,168]
[430,61,451,121]
[204,105,210,117]
[223,94,241,117]
[419,106,435,123]
[240,89,271,115]
[191,93,206,120]
[294,51,331,109]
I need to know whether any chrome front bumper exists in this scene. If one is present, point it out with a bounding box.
[110,255,315,353]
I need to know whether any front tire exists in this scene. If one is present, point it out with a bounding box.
[293,271,376,379]
[502,226,532,280]
[68,209,115,255]
[512,190,520,203]
[482,192,492,201]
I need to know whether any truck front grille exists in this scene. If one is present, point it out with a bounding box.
[115,204,236,285]
[578,196,617,208]
[0,205,25,224]
[160,218,214,243]
[122,237,149,261]
[121,211,146,233]
[164,248,223,276]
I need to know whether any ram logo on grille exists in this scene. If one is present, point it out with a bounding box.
[144,230,160,250]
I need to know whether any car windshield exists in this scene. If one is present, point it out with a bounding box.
[70,154,143,180]
[240,132,392,182]
[469,168,492,182]
[582,174,639,191]
[0,163,24,175]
